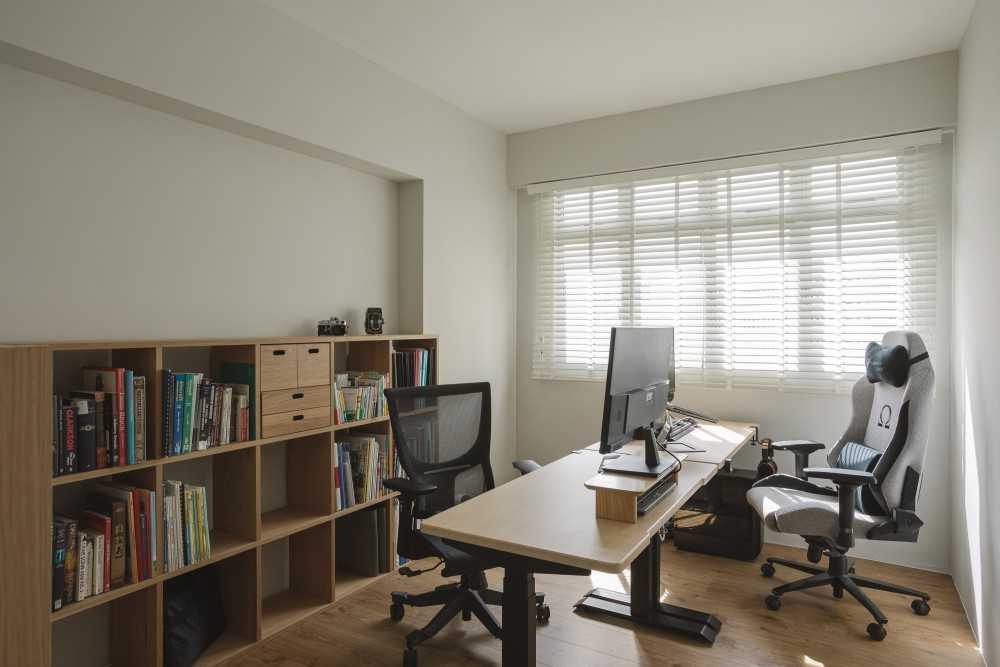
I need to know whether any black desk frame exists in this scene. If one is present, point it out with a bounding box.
[574,532,722,644]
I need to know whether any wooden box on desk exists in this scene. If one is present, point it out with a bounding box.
[585,460,682,523]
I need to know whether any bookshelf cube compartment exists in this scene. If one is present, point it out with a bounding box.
[161,449,258,576]
[52,582,159,667]
[390,337,437,388]
[261,523,333,639]
[334,501,393,601]
[163,548,259,667]
[161,344,257,450]
[260,433,333,543]
[52,347,160,477]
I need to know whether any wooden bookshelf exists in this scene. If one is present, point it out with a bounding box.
[0,334,438,667]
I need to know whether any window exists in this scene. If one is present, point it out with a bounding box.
[531,134,946,391]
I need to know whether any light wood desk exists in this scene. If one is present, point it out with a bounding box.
[422,421,756,666]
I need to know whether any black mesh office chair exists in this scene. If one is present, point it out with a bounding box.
[384,382,548,667]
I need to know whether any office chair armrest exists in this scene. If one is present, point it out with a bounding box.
[772,440,825,479]
[512,459,542,476]
[803,467,875,486]
[384,477,438,498]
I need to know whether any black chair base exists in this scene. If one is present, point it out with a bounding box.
[761,554,931,640]
[390,573,548,666]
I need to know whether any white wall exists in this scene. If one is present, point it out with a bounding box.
[0,64,399,337]
[513,55,957,572]
[508,52,958,187]
[953,0,1000,660]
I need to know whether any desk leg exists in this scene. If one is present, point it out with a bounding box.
[574,533,722,644]
[502,566,537,667]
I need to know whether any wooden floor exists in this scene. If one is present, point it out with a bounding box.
[228,543,981,667]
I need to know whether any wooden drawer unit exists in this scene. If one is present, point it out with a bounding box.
[261,406,330,438]
[261,385,331,415]
[261,344,298,390]
[297,343,330,387]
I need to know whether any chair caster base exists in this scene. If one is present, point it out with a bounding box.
[390,602,405,621]
[536,603,551,623]
[403,647,418,667]
[765,594,781,611]
[761,563,776,578]
[867,622,887,641]
[912,599,930,616]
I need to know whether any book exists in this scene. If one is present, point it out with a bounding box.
[61,402,76,474]
[81,510,112,593]
[75,528,89,602]
[72,391,110,469]
[86,494,127,588]
[81,528,104,596]
[73,398,98,472]
[125,369,135,464]
[134,376,146,462]
[163,370,175,456]
[172,373,185,455]
[55,516,78,606]
[220,363,256,439]
[52,521,67,611]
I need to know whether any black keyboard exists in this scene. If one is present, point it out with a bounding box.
[666,418,696,441]
[637,475,678,515]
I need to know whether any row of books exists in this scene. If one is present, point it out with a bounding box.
[392,348,434,387]
[162,369,251,456]
[334,371,387,424]
[52,367,148,477]
[335,503,391,577]
[162,481,211,573]
[51,483,157,611]
[334,434,394,511]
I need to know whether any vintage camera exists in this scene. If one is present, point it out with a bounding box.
[365,307,384,335]
[318,316,348,336]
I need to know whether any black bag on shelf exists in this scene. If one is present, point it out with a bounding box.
[163,566,226,667]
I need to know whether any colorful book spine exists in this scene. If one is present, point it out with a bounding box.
[172,374,185,456]
[134,376,146,462]
[125,369,135,464]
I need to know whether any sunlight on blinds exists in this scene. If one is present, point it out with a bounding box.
[532,140,944,391]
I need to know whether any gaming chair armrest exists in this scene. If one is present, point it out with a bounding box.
[803,467,874,486]
[772,440,825,479]
[512,459,542,476]
[384,477,438,498]
[804,467,874,549]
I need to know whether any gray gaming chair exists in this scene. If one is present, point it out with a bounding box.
[746,331,934,641]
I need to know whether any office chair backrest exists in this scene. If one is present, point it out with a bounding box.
[385,382,495,518]
[828,331,934,515]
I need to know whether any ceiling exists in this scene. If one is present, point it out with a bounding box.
[263,0,974,134]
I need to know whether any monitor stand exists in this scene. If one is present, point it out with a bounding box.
[600,424,677,477]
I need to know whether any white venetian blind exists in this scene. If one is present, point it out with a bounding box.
[531,133,945,391]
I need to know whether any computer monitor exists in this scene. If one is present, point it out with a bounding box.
[599,327,675,455]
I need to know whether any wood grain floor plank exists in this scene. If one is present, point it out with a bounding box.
[226,543,981,667]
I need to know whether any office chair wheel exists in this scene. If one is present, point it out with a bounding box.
[390,602,405,621]
[911,599,930,616]
[760,562,776,578]
[765,595,781,611]
[403,647,418,667]
[807,544,823,563]
[867,622,887,641]
[536,603,551,623]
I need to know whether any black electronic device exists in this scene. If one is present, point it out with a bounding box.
[599,327,675,455]
[637,475,678,515]
[672,469,763,560]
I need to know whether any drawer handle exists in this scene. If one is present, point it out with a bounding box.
[272,349,286,356]
[292,392,304,399]
[292,414,304,421]
[307,347,320,354]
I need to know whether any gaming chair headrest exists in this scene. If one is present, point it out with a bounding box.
[865,339,930,388]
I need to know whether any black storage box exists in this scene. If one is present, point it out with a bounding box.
[672,468,762,561]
